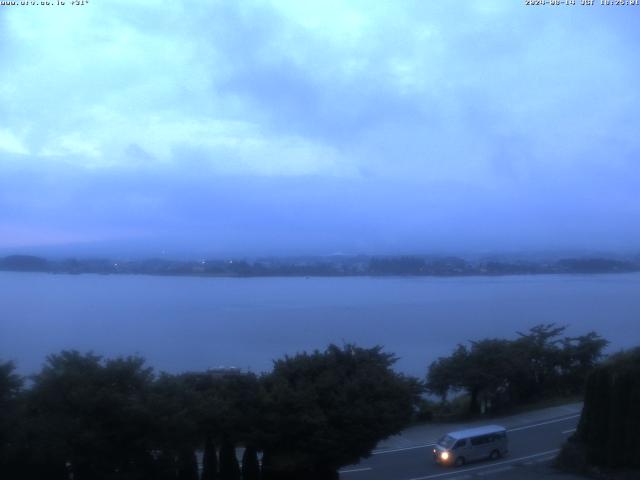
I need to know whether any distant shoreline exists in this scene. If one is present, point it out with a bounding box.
[2,254,639,279]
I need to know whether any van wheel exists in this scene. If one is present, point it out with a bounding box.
[490,450,501,460]
[454,456,465,467]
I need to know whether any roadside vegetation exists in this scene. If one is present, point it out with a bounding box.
[0,325,612,479]
[425,324,608,417]
[0,345,421,480]
[556,347,640,479]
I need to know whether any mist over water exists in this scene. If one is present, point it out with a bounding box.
[3,271,639,377]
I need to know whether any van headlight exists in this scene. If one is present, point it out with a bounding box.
[441,451,449,461]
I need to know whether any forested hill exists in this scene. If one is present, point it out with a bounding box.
[1,254,639,278]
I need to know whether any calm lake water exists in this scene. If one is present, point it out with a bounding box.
[1,272,639,377]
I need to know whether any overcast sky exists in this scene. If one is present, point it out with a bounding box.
[1,1,639,257]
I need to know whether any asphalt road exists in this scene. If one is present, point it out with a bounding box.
[339,413,580,480]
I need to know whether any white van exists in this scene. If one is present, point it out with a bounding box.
[432,425,508,467]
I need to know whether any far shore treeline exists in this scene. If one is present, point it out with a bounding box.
[1,254,639,278]
[0,324,612,479]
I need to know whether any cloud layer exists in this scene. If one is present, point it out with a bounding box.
[1,1,639,255]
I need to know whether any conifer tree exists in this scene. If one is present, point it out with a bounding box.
[575,347,640,469]
[202,436,218,480]
[241,446,260,480]
[177,449,198,480]
[219,438,241,480]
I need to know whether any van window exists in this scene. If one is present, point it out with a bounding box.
[438,435,456,449]
[487,432,505,442]
[453,439,466,449]
[471,435,489,446]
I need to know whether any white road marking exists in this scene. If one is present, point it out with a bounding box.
[562,428,576,434]
[373,443,435,455]
[407,449,560,480]
[507,414,580,432]
[339,467,373,474]
[476,465,514,476]
[533,455,556,463]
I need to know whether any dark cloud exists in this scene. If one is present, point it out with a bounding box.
[1,2,639,255]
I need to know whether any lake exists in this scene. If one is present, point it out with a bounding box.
[1,272,639,377]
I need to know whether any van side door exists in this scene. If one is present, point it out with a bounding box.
[470,435,490,460]
[452,439,468,461]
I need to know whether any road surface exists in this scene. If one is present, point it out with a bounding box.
[339,412,580,480]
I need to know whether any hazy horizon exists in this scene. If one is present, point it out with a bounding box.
[1,238,638,263]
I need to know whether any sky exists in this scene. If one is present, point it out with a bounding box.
[1,1,639,258]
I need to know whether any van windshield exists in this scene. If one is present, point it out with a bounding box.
[437,435,456,448]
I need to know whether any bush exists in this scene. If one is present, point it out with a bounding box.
[554,436,589,474]
[577,347,640,469]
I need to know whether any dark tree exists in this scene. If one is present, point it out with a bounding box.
[24,351,156,480]
[219,437,241,480]
[177,448,199,480]
[181,370,262,479]
[241,446,260,480]
[202,435,218,480]
[513,323,566,397]
[152,451,179,480]
[427,340,516,413]
[0,361,23,478]
[260,344,422,479]
[559,332,609,393]
[426,325,609,415]
[149,373,202,479]
[426,348,463,403]
[465,339,516,413]
[576,347,640,468]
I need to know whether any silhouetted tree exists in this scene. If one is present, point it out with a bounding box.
[427,325,608,414]
[149,373,202,480]
[177,448,198,480]
[427,340,516,413]
[181,370,262,479]
[3,344,427,479]
[219,437,241,480]
[512,324,566,397]
[202,435,218,480]
[426,345,467,403]
[23,351,155,479]
[260,344,422,479]
[0,361,23,478]
[466,339,515,413]
[152,451,179,480]
[242,446,260,480]
[559,332,608,393]
[576,347,640,468]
